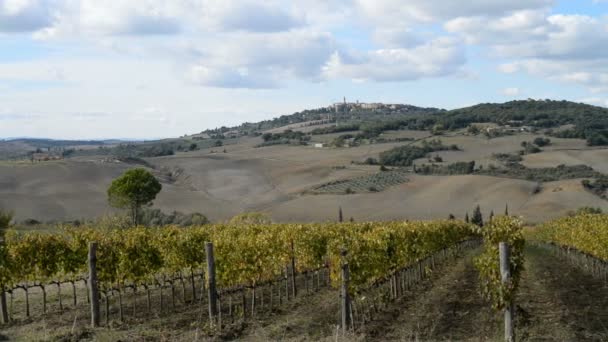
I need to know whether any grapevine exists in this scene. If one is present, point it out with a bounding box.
[473,216,525,310]
[527,213,608,261]
[1,220,476,296]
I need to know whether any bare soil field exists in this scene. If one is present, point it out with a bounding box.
[413,134,588,167]
[264,121,335,134]
[522,149,608,173]
[0,131,605,223]
[270,175,608,223]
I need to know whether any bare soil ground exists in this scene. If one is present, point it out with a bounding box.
[0,131,605,224]
[413,134,588,168]
[523,149,608,173]
[351,246,608,342]
[236,288,341,342]
[516,245,608,341]
[359,251,501,342]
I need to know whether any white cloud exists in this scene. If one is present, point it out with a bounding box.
[181,30,336,88]
[578,97,608,107]
[323,37,466,82]
[372,27,425,48]
[0,0,56,32]
[23,0,309,38]
[501,87,520,96]
[3,0,608,139]
[202,1,304,32]
[42,0,184,36]
[446,10,608,95]
[498,63,520,74]
[186,64,280,88]
[498,59,608,93]
[356,0,553,23]
[445,10,549,45]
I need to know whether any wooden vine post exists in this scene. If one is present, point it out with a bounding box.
[0,236,8,324]
[340,249,352,334]
[206,242,218,323]
[499,242,514,342]
[88,242,100,328]
[0,284,8,324]
[290,240,297,298]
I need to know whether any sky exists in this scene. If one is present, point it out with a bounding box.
[1,0,608,139]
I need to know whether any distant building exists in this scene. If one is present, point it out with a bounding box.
[224,130,240,139]
[360,103,383,110]
[314,143,327,148]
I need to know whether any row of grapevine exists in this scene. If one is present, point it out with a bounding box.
[526,213,608,281]
[473,215,525,342]
[527,213,608,261]
[474,216,525,311]
[0,220,476,325]
[346,239,480,332]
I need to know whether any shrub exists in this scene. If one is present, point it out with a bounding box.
[533,137,551,147]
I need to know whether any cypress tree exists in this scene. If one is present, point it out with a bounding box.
[505,203,509,216]
[471,205,483,227]
[339,207,343,222]
[465,212,469,223]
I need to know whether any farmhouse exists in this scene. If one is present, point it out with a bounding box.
[224,130,240,139]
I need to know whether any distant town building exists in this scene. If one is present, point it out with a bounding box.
[360,103,383,110]
[332,99,412,113]
[224,130,240,139]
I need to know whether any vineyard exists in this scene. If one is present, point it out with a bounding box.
[527,213,608,261]
[1,215,607,341]
[526,213,608,282]
[309,169,409,194]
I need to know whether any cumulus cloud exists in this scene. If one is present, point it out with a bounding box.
[181,30,336,88]
[444,10,549,45]
[356,0,553,23]
[323,37,466,82]
[1,0,605,96]
[372,27,425,48]
[202,1,304,32]
[578,97,608,107]
[44,0,184,36]
[446,10,608,95]
[23,0,308,37]
[0,0,56,32]
[186,64,280,88]
[501,87,520,96]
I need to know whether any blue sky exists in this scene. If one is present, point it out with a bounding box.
[1,0,608,139]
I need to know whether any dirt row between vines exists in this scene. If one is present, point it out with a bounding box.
[234,250,489,342]
[515,245,608,341]
[236,246,608,342]
[360,246,608,342]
